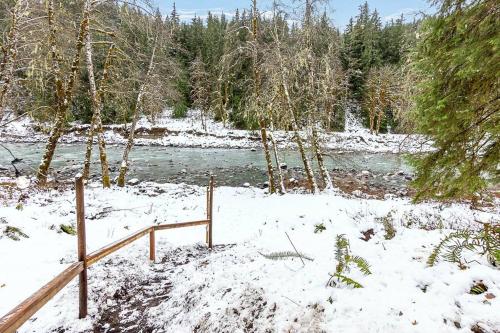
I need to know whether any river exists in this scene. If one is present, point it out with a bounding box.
[0,143,411,187]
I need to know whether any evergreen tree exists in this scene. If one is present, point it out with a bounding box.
[412,0,499,201]
[342,2,382,100]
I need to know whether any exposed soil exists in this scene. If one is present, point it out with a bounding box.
[53,244,235,333]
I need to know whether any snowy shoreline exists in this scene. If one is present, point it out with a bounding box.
[0,110,433,154]
[0,181,498,332]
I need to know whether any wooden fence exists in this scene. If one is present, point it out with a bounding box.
[0,176,215,333]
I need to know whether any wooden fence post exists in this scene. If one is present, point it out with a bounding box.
[75,176,88,319]
[208,176,214,249]
[149,228,155,262]
[206,184,210,245]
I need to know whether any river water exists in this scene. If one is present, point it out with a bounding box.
[0,143,411,187]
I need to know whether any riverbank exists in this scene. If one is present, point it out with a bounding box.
[0,110,432,153]
[0,181,498,332]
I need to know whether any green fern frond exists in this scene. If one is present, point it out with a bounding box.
[259,251,313,261]
[427,230,471,267]
[427,225,499,268]
[335,234,349,261]
[487,249,500,267]
[332,273,363,288]
[330,235,371,288]
[350,256,372,275]
[427,236,448,267]
[442,234,476,264]
[377,212,396,240]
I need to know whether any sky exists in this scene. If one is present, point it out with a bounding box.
[157,0,432,29]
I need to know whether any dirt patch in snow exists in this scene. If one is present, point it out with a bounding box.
[193,287,277,333]
[55,244,235,333]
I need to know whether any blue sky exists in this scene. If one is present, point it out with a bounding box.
[157,0,432,29]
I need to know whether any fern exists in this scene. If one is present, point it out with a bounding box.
[351,255,372,275]
[428,224,499,268]
[427,232,460,267]
[377,212,396,240]
[3,226,29,241]
[329,235,371,288]
[329,273,363,288]
[60,224,76,235]
[314,223,326,233]
[335,234,349,272]
[489,249,500,267]
[383,219,396,240]
[259,251,313,261]
[335,235,349,260]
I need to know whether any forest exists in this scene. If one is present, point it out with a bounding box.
[0,0,498,332]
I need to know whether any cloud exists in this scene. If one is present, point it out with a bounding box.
[382,8,421,23]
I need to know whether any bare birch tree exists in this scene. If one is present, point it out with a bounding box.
[81,40,115,186]
[271,25,319,193]
[116,24,160,187]
[267,104,286,193]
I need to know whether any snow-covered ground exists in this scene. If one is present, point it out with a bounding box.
[0,182,498,332]
[0,110,433,154]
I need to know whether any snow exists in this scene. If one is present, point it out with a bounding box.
[15,176,30,189]
[0,109,433,154]
[0,182,498,332]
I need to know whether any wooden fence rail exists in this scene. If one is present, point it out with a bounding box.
[0,176,214,333]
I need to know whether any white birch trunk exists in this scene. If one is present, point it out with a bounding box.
[82,16,111,188]
[117,34,158,187]
[82,44,114,181]
[269,128,286,194]
[311,124,333,189]
[252,0,276,194]
[281,77,318,193]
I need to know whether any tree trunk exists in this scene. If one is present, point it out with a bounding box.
[268,126,286,194]
[37,0,89,184]
[306,53,332,190]
[272,34,317,192]
[222,83,229,126]
[252,0,276,194]
[117,35,158,187]
[369,111,375,134]
[81,26,114,187]
[82,44,114,180]
[259,118,277,193]
[311,123,333,189]
[280,76,318,193]
[0,0,22,121]
[376,109,383,135]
